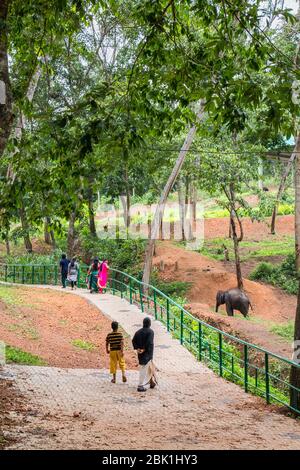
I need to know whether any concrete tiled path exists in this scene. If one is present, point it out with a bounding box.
[3,287,300,449]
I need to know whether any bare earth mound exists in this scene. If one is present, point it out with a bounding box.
[204,214,294,240]
[154,242,295,358]
[0,286,138,370]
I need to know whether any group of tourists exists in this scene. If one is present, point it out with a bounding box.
[59,253,157,392]
[86,257,109,294]
[59,254,109,293]
[59,254,79,290]
[106,317,157,392]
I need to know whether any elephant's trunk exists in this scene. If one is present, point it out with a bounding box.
[215,291,224,313]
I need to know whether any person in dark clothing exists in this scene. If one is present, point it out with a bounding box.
[59,253,69,288]
[132,317,157,392]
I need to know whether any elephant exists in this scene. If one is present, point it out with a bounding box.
[215,288,252,317]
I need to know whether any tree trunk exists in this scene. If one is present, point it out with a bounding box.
[120,169,131,231]
[290,135,300,409]
[5,232,10,255]
[0,0,13,159]
[230,213,243,290]
[120,193,131,230]
[185,175,193,240]
[125,167,131,229]
[289,13,300,411]
[87,184,97,237]
[44,217,55,246]
[271,136,300,234]
[142,101,205,286]
[258,157,263,190]
[178,178,186,241]
[67,211,77,259]
[290,279,300,412]
[228,183,244,290]
[50,228,56,248]
[44,217,51,245]
[191,181,197,223]
[19,205,32,253]
[294,136,300,272]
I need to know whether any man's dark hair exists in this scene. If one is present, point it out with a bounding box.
[112,321,118,331]
[143,317,151,328]
[62,253,66,259]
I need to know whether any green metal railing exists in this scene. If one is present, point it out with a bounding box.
[1,263,300,414]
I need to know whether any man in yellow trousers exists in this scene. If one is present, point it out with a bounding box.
[106,321,127,383]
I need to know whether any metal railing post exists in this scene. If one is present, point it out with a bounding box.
[153,290,157,319]
[112,271,116,295]
[139,285,144,312]
[219,333,223,377]
[5,265,7,282]
[22,266,25,284]
[166,298,170,331]
[180,309,183,344]
[198,323,202,361]
[54,265,58,285]
[32,266,34,284]
[244,344,248,393]
[265,353,270,404]
[129,279,132,304]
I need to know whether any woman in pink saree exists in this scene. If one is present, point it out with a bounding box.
[98,259,109,293]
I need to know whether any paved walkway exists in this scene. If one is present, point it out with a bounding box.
[2,286,300,449]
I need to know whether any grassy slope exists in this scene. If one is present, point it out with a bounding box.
[0,285,46,365]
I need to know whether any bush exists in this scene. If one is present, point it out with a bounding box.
[249,254,298,294]
[249,262,274,280]
[4,251,61,265]
[80,233,146,276]
[151,276,191,297]
[277,204,294,216]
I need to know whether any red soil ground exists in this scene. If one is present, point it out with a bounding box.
[153,241,295,359]
[0,286,138,370]
[204,214,294,240]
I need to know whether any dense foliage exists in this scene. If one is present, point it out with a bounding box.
[249,254,298,295]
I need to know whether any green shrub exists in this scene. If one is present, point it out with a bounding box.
[4,252,61,265]
[277,204,294,216]
[249,254,298,295]
[80,234,145,276]
[151,278,191,297]
[249,261,274,280]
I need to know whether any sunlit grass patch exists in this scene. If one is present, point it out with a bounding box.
[71,339,96,351]
[0,285,24,306]
[199,236,294,262]
[270,321,294,342]
[5,345,46,365]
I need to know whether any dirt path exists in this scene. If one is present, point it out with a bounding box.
[154,242,295,358]
[2,290,300,450]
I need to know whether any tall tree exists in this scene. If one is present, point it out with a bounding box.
[142,102,205,286]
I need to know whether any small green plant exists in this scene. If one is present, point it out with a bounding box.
[270,321,294,341]
[71,339,96,351]
[6,345,46,365]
